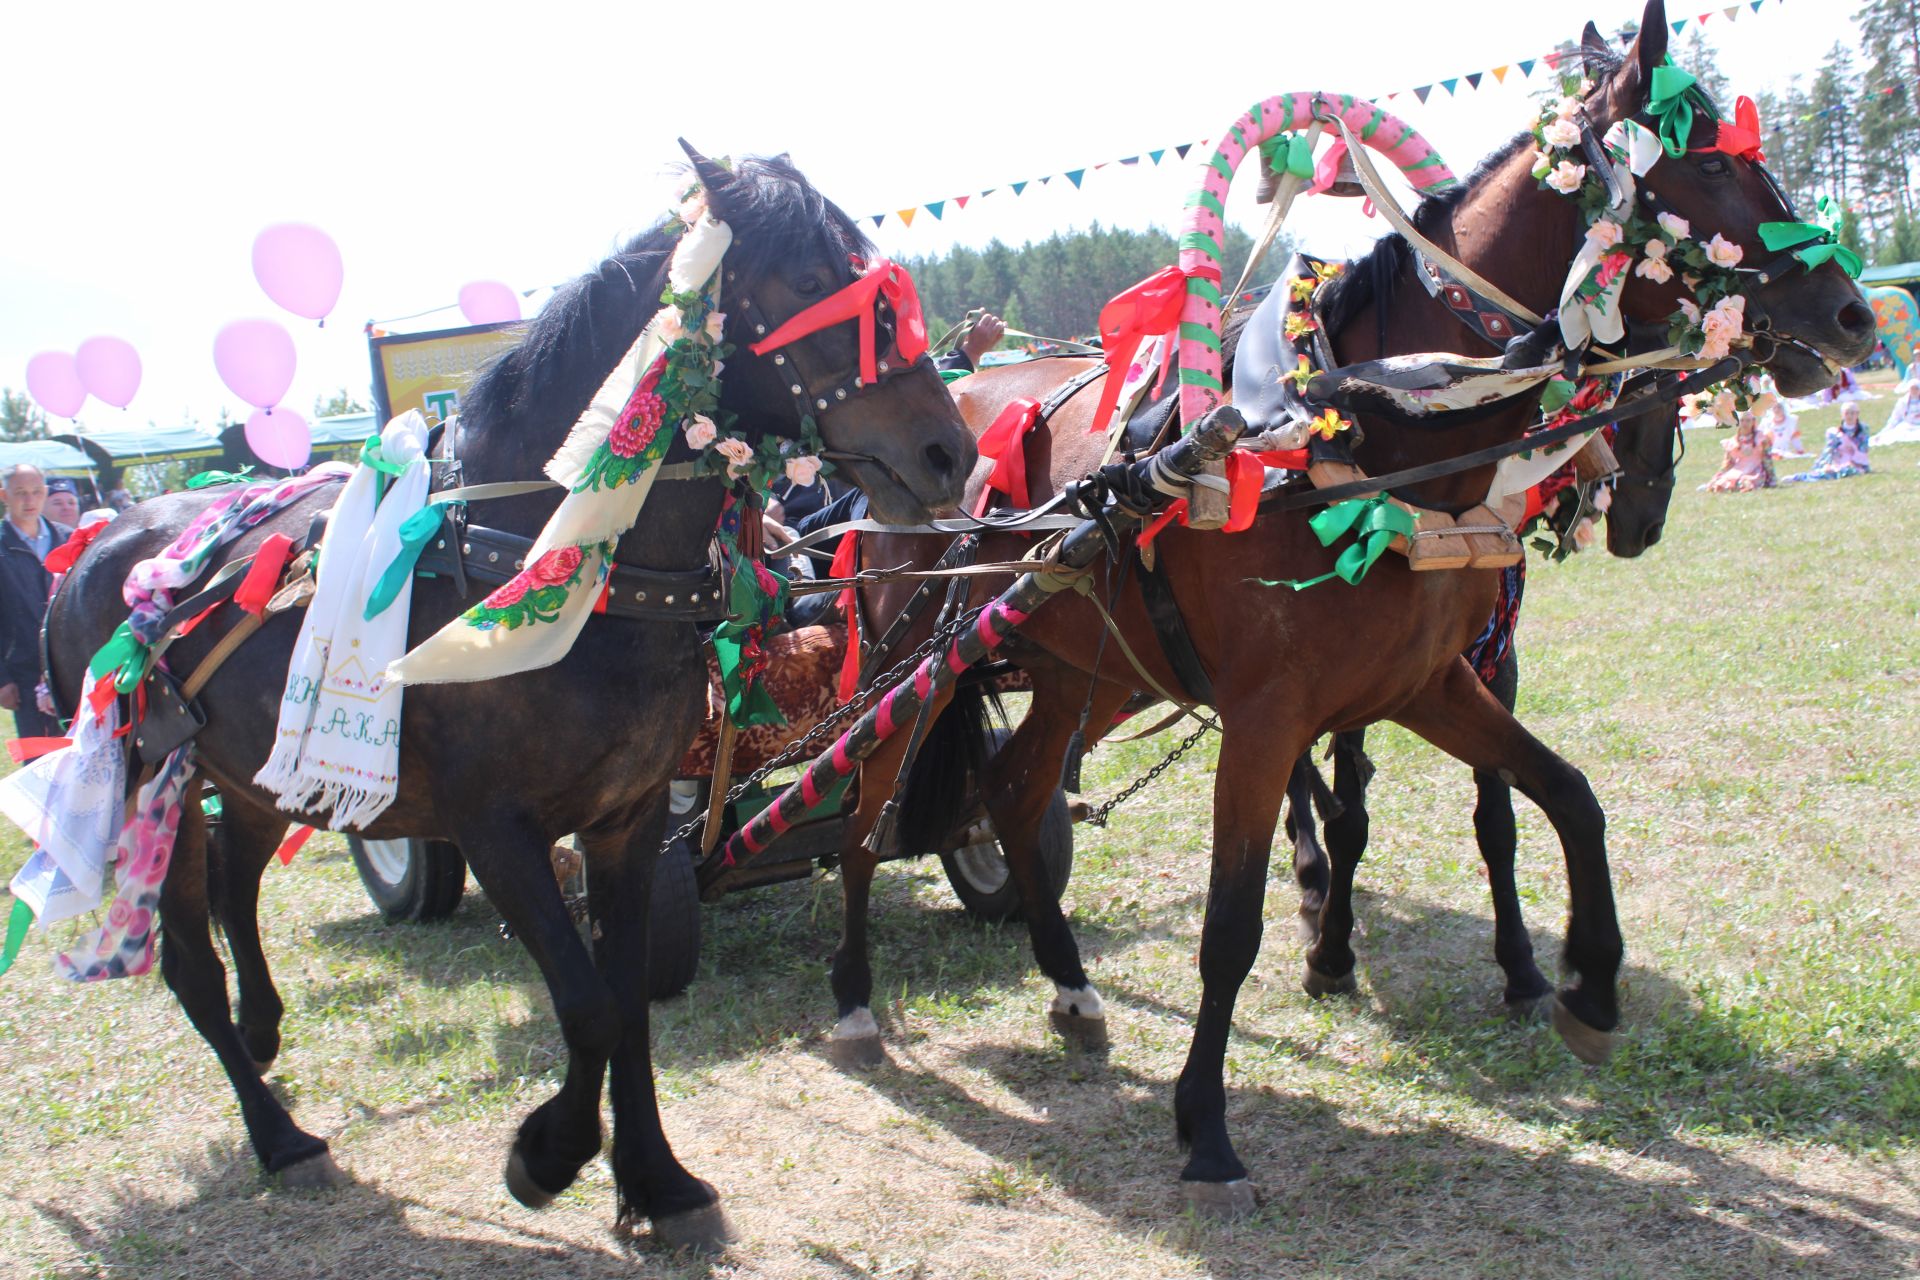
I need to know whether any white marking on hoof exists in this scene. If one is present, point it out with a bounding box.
[832,1008,880,1041]
[1049,985,1105,1021]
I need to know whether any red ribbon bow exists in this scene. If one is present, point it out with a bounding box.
[1710,96,1766,164]
[748,257,928,387]
[831,530,862,702]
[1089,266,1193,436]
[45,521,108,576]
[973,397,1041,515]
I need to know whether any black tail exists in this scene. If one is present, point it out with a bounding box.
[894,679,1002,855]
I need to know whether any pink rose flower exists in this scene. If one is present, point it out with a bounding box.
[1677,298,1702,325]
[609,390,665,458]
[484,577,530,609]
[1585,219,1624,252]
[704,310,726,341]
[1544,160,1587,195]
[1704,233,1744,269]
[784,455,822,487]
[1643,238,1668,261]
[655,308,687,344]
[529,546,583,586]
[1542,118,1583,149]
[684,414,718,449]
[1555,95,1583,120]
[1635,256,1674,284]
[1656,211,1690,241]
[714,437,755,475]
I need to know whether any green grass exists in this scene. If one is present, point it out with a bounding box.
[0,392,1916,1278]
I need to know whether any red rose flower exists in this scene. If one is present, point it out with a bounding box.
[484,576,530,609]
[529,546,583,585]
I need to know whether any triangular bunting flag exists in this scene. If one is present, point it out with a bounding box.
[955,195,970,208]
[1440,77,1458,95]
[1175,143,1192,159]
[1697,11,1710,21]
[1724,5,1738,18]
[897,208,916,227]
[1544,51,1563,70]
[1012,181,1027,195]
[1039,174,1052,185]
[1751,0,1762,10]
[925,201,944,220]
[1466,72,1483,90]
[1414,84,1432,103]
[1492,64,1511,83]
[1671,18,1685,31]
[1387,91,1400,100]
[1149,149,1166,164]
[1119,155,1139,165]
[1093,163,1108,171]
[871,214,885,228]
[1518,58,1537,76]
[1066,169,1086,188]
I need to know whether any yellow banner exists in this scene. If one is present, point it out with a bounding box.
[370,322,523,428]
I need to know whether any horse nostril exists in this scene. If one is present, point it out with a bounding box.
[923,442,957,479]
[1837,300,1875,339]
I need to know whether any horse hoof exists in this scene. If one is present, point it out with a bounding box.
[276,1151,347,1190]
[829,1034,886,1072]
[653,1200,738,1253]
[1552,998,1616,1065]
[505,1149,560,1209]
[1302,966,1357,999]
[1503,990,1556,1024]
[1048,1011,1109,1053]
[1182,1178,1258,1218]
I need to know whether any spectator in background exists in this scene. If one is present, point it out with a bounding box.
[1783,402,1872,484]
[1765,402,1805,457]
[1700,412,1776,492]
[1874,379,1920,447]
[43,478,82,529]
[0,464,74,738]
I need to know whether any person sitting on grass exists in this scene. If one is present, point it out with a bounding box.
[1873,380,1920,447]
[1700,412,1776,492]
[1765,402,1805,457]
[1783,402,1872,484]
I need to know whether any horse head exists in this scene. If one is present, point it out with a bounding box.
[683,144,976,522]
[1577,0,1875,394]
[1604,402,1681,556]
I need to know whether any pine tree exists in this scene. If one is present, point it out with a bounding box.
[1677,27,1730,110]
[0,389,49,443]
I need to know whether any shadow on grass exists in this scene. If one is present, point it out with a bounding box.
[27,1147,720,1280]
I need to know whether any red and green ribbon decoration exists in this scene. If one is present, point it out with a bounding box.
[1647,61,1700,159]
[1258,494,1414,591]
[1758,197,1863,279]
[712,493,788,729]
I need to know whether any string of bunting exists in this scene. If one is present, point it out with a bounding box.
[862,0,1792,229]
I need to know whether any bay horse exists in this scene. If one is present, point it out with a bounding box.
[1281,400,1687,1015]
[825,1,1872,1211]
[43,152,975,1249]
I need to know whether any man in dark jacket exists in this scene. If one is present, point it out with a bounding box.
[1,464,73,738]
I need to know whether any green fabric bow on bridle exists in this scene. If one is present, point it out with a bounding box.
[364,501,454,620]
[88,620,153,694]
[1258,493,1415,592]
[1758,196,1864,279]
[186,466,254,489]
[1647,61,1700,159]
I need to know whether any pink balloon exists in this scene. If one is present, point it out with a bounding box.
[25,352,86,419]
[252,223,344,323]
[75,337,142,409]
[244,407,312,470]
[213,319,297,410]
[458,280,521,326]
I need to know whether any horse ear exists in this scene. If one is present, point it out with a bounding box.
[676,138,739,212]
[1580,21,1611,78]
[1635,0,1669,80]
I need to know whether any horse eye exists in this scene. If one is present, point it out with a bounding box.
[1699,157,1729,177]
[794,276,825,298]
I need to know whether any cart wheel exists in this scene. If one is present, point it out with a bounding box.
[649,839,703,999]
[940,784,1073,922]
[349,836,467,922]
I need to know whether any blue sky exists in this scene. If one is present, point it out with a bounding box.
[0,0,1851,430]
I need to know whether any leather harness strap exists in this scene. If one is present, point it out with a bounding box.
[1132,550,1216,705]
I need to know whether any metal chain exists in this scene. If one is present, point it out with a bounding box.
[654,602,988,857]
[1083,713,1220,829]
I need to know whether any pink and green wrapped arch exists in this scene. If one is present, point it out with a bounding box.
[1176,93,1458,427]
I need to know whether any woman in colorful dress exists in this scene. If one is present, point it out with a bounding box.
[1700,412,1776,492]
[1765,402,1805,456]
[1783,402,1872,484]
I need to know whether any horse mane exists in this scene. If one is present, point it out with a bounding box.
[462,155,873,436]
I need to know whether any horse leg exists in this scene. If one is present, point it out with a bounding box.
[1175,711,1306,1215]
[1472,648,1553,1015]
[580,797,734,1251]
[160,773,341,1185]
[209,792,291,1071]
[828,682,958,1071]
[982,673,1133,1052]
[1393,659,1620,1063]
[1302,729,1373,998]
[1283,754,1329,945]
[458,814,620,1208]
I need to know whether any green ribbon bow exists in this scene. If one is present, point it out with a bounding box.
[0,898,32,978]
[1758,197,1863,278]
[359,433,411,477]
[1258,134,1316,181]
[87,620,152,694]
[364,501,454,620]
[186,466,254,489]
[712,555,790,730]
[1259,494,1415,591]
[1647,61,1699,159]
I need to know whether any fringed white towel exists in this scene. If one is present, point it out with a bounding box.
[254,410,431,829]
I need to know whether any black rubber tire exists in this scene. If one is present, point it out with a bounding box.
[348,836,467,922]
[939,722,1074,922]
[648,840,703,999]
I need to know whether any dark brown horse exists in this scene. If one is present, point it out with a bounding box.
[825,3,1872,1211]
[43,153,974,1248]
